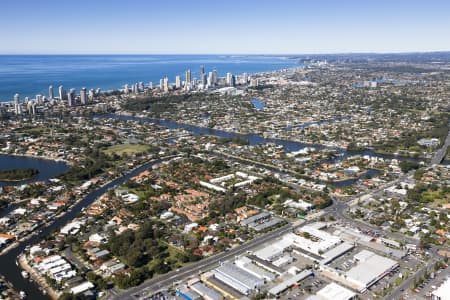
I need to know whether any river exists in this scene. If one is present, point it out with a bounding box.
[100,113,425,163]
[0,159,162,300]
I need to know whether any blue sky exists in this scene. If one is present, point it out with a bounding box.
[0,0,449,54]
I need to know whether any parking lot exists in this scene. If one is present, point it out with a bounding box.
[279,275,328,300]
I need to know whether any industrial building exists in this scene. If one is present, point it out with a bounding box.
[247,254,285,276]
[235,256,276,281]
[201,271,244,299]
[344,250,399,292]
[268,269,313,296]
[189,281,223,300]
[214,262,264,295]
[308,282,356,300]
[253,238,291,262]
[240,212,284,231]
[254,224,353,265]
[287,225,342,257]
[176,287,202,300]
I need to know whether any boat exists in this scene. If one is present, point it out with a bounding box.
[21,271,29,279]
[19,291,26,299]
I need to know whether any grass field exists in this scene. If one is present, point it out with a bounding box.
[430,197,449,208]
[103,144,150,156]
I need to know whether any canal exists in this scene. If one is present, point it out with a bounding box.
[0,159,161,300]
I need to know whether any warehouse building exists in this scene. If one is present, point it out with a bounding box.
[308,282,356,300]
[176,287,202,300]
[344,250,398,292]
[247,254,285,276]
[268,269,313,296]
[286,225,342,257]
[201,271,243,299]
[214,262,264,295]
[235,257,276,281]
[253,238,291,262]
[189,281,224,300]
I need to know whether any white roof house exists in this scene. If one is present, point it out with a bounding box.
[70,281,95,295]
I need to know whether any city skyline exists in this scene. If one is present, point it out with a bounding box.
[0,0,449,54]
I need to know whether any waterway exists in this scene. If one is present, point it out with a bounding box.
[101,113,425,164]
[0,155,69,188]
[0,159,161,300]
[250,98,266,110]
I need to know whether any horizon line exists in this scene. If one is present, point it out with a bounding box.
[0,50,450,56]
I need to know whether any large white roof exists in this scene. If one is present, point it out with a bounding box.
[316,282,356,300]
[432,278,450,300]
[345,250,398,289]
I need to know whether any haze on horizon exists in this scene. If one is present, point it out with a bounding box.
[0,0,449,55]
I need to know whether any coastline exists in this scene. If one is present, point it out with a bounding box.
[0,55,302,102]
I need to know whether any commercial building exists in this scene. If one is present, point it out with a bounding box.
[67,88,76,106]
[163,77,169,92]
[49,85,54,99]
[14,93,21,115]
[185,69,191,88]
[344,250,398,292]
[80,87,87,105]
[58,85,66,100]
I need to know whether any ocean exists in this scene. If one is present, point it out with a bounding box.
[0,55,299,102]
